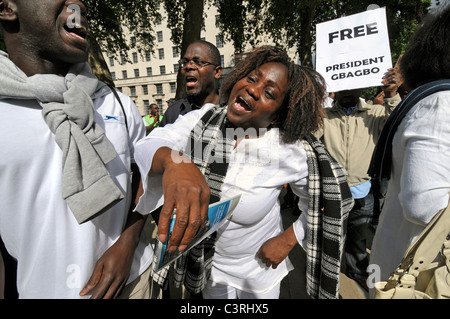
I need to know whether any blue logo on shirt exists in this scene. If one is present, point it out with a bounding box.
[105,115,119,121]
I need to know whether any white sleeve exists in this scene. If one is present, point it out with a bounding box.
[134,104,215,215]
[282,141,309,249]
[293,213,308,249]
[397,93,450,225]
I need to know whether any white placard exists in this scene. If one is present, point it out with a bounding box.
[315,7,392,92]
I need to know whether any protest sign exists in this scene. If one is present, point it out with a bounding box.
[316,7,392,92]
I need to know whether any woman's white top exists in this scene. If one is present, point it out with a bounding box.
[135,103,309,294]
[370,91,450,281]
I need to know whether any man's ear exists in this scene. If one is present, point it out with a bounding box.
[214,66,223,80]
[0,1,18,23]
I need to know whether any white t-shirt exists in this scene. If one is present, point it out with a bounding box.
[370,91,450,281]
[135,103,309,294]
[0,91,153,298]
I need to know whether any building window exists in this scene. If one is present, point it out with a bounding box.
[220,55,225,68]
[170,82,176,93]
[111,72,116,80]
[156,99,163,110]
[172,46,179,58]
[142,85,148,95]
[145,51,151,62]
[216,35,223,48]
[132,52,138,63]
[160,65,166,75]
[120,54,126,65]
[122,70,127,79]
[131,36,136,47]
[134,69,140,77]
[157,31,163,42]
[143,100,150,113]
[156,84,163,94]
[158,48,165,60]
[215,15,222,28]
[109,57,114,67]
[130,86,136,96]
[174,64,179,74]
[146,67,153,76]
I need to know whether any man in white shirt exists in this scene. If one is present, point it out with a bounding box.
[0,0,154,298]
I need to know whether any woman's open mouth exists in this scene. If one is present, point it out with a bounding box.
[233,96,252,112]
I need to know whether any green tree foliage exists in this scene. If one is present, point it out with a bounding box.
[217,0,263,53]
[265,0,319,66]
[88,0,205,97]
[83,0,161,85]
[163,0,205,99]
[0,0,431,93]
[0,1,161,61]
[85,0,160,59]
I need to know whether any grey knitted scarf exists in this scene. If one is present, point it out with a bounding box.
[0,51,124,224]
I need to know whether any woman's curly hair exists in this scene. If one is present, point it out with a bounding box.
[220,46,326,144]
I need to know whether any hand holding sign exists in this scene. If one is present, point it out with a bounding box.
[381,68,401,98]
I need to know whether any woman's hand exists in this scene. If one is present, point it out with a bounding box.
[153,147,211,252]
[257,226,298,269]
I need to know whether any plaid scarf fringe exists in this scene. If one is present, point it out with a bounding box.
[302,135,353,299]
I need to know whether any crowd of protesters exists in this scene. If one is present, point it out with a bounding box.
[0,0,449,300]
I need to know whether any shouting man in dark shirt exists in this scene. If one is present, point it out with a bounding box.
[160,40,223,127]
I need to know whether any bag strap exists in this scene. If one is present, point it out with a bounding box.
[402,195,450,272]
[107,84,129,134]
[387,193,450,289]
[369,79,450,186]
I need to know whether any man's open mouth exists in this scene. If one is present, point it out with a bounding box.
[185,76,198,88]
[64,23,87,40]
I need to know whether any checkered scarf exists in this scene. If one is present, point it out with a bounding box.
[302,135,353,299]
[152,106,353,298]
[152,105,233,293]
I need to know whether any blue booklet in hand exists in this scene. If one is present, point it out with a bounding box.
[154,194,241,272]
